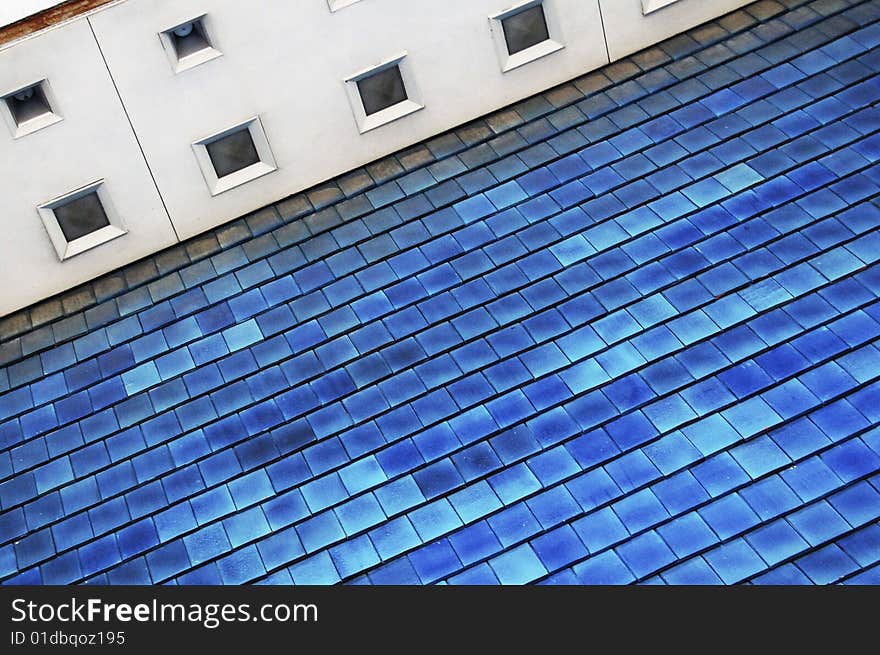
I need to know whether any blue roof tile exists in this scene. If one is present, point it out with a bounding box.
[4,0,880,586]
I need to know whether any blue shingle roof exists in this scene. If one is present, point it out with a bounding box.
[2,0,880,585]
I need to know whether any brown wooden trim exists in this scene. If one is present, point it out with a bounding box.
[0,0,119,47]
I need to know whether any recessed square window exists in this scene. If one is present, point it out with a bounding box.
[357,65,408,116]
[502,4,550,55]
[489,1,564,73]
[344,53,424,134]
[1,80,62,138]
[206,128,261,179]
[38,181,127,260]
[160,16,222,73]
[53,192,110,242]
[193,117,277,195]
[170,21,210,58]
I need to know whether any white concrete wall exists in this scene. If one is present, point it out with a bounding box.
[0,18,177,316]
[88,0,609,240]
[0,0,753,315]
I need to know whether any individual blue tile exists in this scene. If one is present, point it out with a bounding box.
[739,474,802,522]
[730,435,791,479]
[662,556,723,585]
[368,515,420,561]
[752,563,813,585]
[195,303,236,333]
[448,480,501,524]
[572,550,635,585]
[120,362,160,396]
[79,534,121,577]
[643,432,702,476]
[838,523,880,567]
[746,520,809,566]
[821,438,880,483]
[408,539,462,583]
[796,543,858,585]
[656,506,717,557]
[40,549,83,585]
[45,513,87,552]
[781,457,842,503]
[447,521,501,566]
[788,501,851,546]
[336,456,387,496]
[721,396,782,439]
[616,530,676,579]
[703,538,766,584]
[604,374,654,412]
[328,534,380,579]
[489,544,547,584]
[301,474,348,513]
[642,394,696,433]
[252,526,303,572]
[699,492,761,541]
[262,488,309,531]
[570,505,628,553]
[811,399,870,441]
[217,545,265,584]
[297,511,345,553]
[447,442,500,483]
[531,525,588,572]
[367,557,421,585]
[526,486,581,529]
[691,452,749,497]
[612,489,668,533]
[565,391,617,431]
[829,481,880,526]
[680,377,735,416]
[221,320,263,352]
[409,498,462,542]
[559,359,610,395]
[605,449,661,493]
[488,456,542,502]
[527,445,579,485]
[289,551,340,585]
[481,501,538,549]
[228,469,274,508]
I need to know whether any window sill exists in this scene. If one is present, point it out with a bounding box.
[10,111,62,138]
[60,225,127,260]
[174,47,223,74]
[501,39,564,73]
[358,100,424,134]
[642,0,682,15]
[208,161,277,196]
[327,0,363,12]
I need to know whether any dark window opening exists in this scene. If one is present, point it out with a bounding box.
[53,193,111,242]
[5,84,52,126]
[206,128,261,178]
[169,20,212,59]
[502,5,550,55]
[357,65,408,116]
